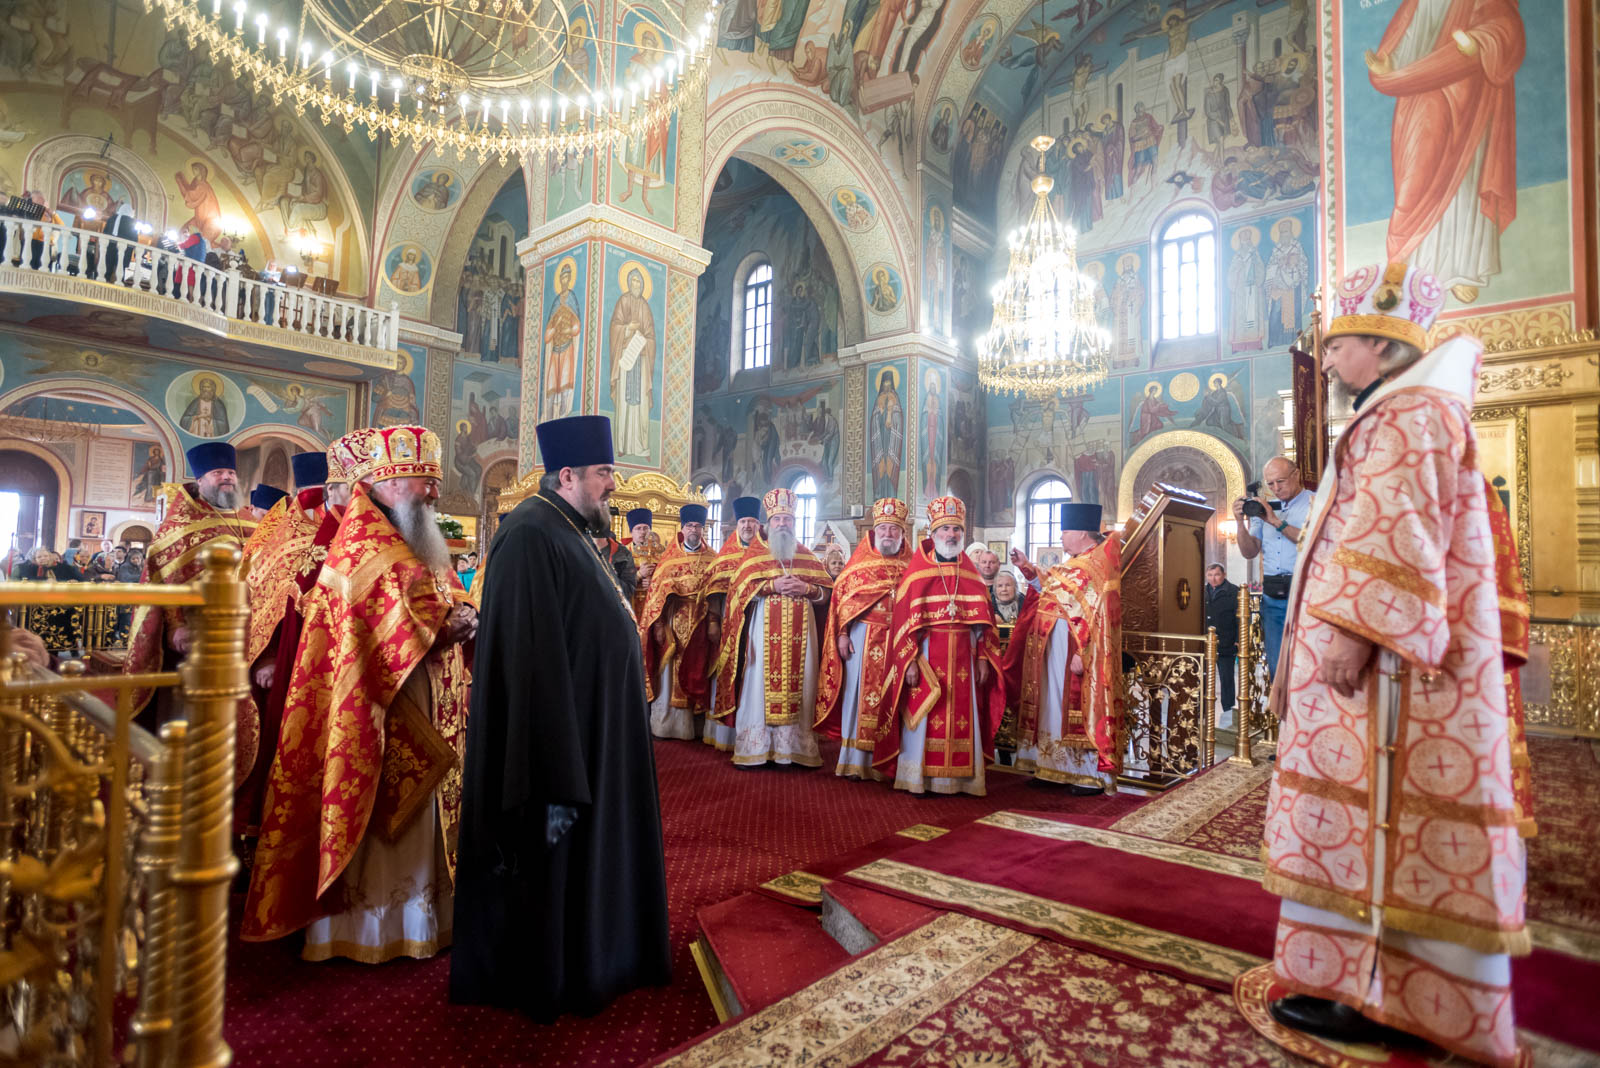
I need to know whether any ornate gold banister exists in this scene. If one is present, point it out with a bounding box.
[0,546,244,1068]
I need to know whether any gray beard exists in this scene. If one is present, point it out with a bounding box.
[201,484,240,511]
[933,537,962,561]
[769,528,798,564]
[684,537,703,551]
[878,535,903,556]
[389,496,451,572]
[576,496,610,530]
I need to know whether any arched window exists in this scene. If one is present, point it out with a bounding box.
[1156,213,1217,341]
[1024,477,1072,560]
[743,263,774,370]
[790,474,819,545]
[704,483,724,550]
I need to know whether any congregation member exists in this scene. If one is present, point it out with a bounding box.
[236,446,351,837]
[1203,563,1239,719]
[124,442,256,732]
[1262,264,1528,1067]
[710,488,833,767]
[816,498,913,780]
[973,547,1001,592]
[1232,455,1309,679]
[248,483,288,521]
[243,426,475,964]
[626,507,662,615]
[452,415,669,1021]
[879,496,1004,795]
[992,569,1022,625]
[700,496,763,751]
[1003,504,1123,794]
[641,504,716,740]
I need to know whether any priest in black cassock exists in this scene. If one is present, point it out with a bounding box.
[450,414,670,1020]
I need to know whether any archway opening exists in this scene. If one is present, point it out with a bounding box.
[1,385,172,555]
[0,449,61,559]
[691,157,848,522]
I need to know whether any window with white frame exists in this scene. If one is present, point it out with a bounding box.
[704,483,724,550]
[743,263,773,370]
[790,474,819,546]
[1157,213,1217,341]
[1024,477,1073,560]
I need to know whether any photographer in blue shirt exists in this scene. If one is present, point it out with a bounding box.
[1231,457,1310,682]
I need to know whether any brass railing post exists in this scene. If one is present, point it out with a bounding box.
[134,720,186,1068]
[1204,627,1217,767]
[1230,587,1255,765]
[169,546,246,1068]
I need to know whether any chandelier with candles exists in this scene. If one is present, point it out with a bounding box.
[977,133,1111,400]
[142,0,717,163]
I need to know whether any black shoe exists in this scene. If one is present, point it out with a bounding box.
[1065,783,1104,796]
[1267,996,1407,1045]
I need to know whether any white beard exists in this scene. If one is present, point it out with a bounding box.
[769,528,798,564]
[878,534,903,556]
[201,484,240,511]
[933,534,962,560]
[390,497,451,572]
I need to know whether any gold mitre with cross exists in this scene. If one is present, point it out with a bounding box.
[871,497,911,530]
[1324,261,1445,350]
[926,495,966,528]
[763,487,797,518]
[325,435,364,486]
[339,425,443,484]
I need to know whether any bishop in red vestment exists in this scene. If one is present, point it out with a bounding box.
[817,498,913,779]
[710,488,833,767]
[880,496,1004,795]
[243,426,477,964]
[1263,264,1527,1066]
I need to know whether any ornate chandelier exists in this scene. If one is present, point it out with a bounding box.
[143,0,717,163]
[977,134,1111,400]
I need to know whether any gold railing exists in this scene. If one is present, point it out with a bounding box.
[1524,618,1600,737]
[1229,590,1276,764]
[1120,629,1216,789]
[0,547,246,1067]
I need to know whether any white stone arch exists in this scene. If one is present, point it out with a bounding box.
[24,134,169,229]
[703,85,918,340]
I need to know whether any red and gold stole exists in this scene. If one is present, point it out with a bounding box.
[638,535,715,710]
[711,541,833,726]
[817,535,910,749]
[242,488,335,667]
[1484,478,1535,836]
[881,542,1004,778]
[241,488,472,943]
[1003,536,1123,773]
[122,482,256,756]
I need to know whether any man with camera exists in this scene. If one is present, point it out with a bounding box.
[1231,457,1310,680]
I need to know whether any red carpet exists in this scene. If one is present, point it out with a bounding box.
[696,892,851,1014]
[222,737,1149,1066]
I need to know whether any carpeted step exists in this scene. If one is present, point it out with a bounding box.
[695,891,853,1019]
[819,881,939,954]
[756,823,949,906]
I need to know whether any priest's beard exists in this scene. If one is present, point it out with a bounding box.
[933,531,962,561]
[1328,373,1357,410]
[769,528,798,564]
[878,532,903,556]
[684,536,702,551]
[200,483,240,511]
[385,496,452,572]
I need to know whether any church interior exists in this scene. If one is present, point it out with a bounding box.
[0,0,1596,1060]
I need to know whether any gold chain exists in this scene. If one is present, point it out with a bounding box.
[532,493,635,619]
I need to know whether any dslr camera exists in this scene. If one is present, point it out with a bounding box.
[1240,481,1268,520]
